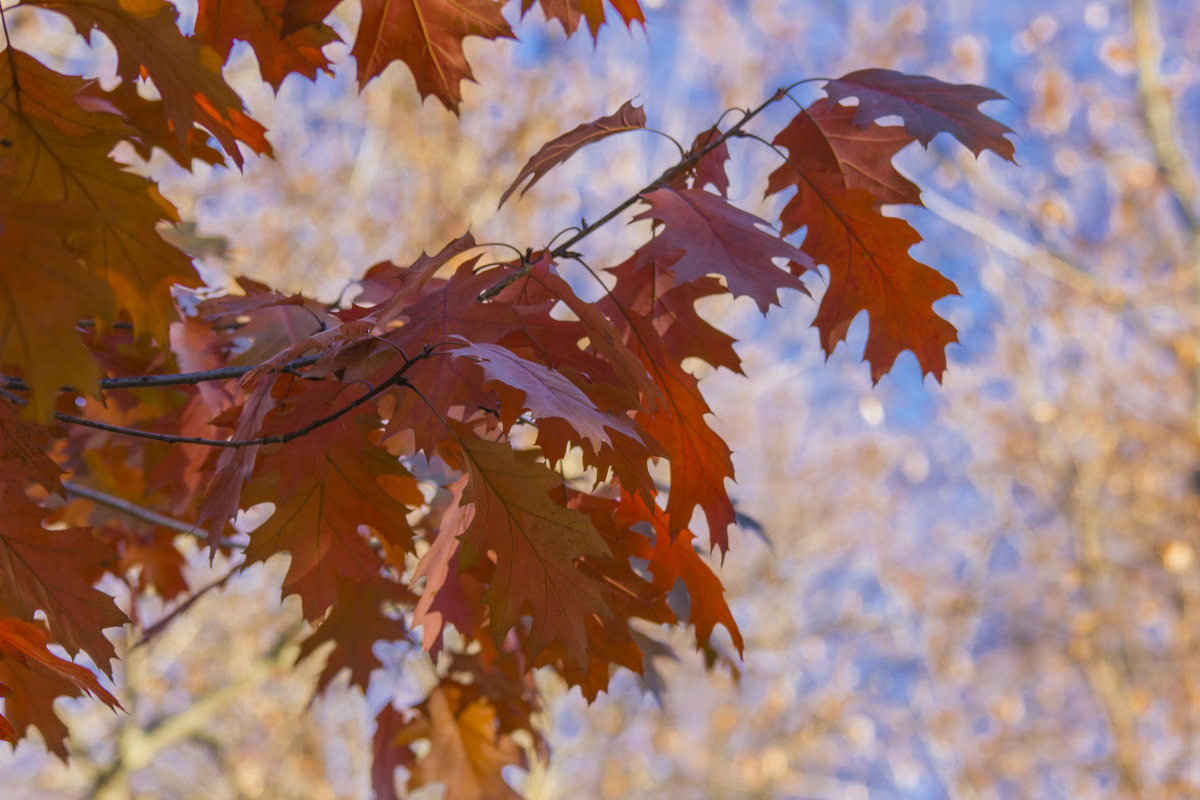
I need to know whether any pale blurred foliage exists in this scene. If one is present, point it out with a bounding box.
[5,0,1200,798]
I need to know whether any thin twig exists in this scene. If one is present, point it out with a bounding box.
[64,481,195,534]
[9,345,437,448]
[0,354,322,394]
[478,85,793,301]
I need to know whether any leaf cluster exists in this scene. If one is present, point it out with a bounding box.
[0,1,1013,796]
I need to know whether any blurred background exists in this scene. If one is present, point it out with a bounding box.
[3,0,1200,797]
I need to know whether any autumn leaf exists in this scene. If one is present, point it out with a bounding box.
[0,617,122,760]
[387,682,525,800]
[632,186,811,313]
[195,0,339,90]
[0,403,127,673]
[499,100,646,206]
[353,0,514,112]
[823,68,1016,161]
[520,0,645,39]
[450,338,639,449]
[787,98,922,206]
[239,383,416,621]
[590,289,737,549]
[0,53,199,397]
[455,436,610,664]
[682,124,732,197]
[412,482,480,657]
[296,579,412,693]
[766,130,959,379]
[23,0,259,162]
[0,192,110,418]
[372,703,409,800]
[618,493,743,655]
[359,232,479,326]
[280,0,339,34]
[77,81,228,169]
[607,254,742,373]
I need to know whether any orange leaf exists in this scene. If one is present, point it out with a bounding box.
[0,616,122,760]
[0,404,127,673]
[353,0,514,112]
[388,683,525,800]
[0,53,198,407]
[25,0,259,162]
[195,0,339,90]
[766,144,959,380]
[619,494,743,656]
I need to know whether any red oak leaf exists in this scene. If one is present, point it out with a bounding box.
[607,254,743,373]
[239,383,415,621]
[823,68,1016,161]
[454,436,609,665]
[0,54,199,410]
[195,0,339,90]
[26,0,259,163]
[450,339,640,449]
[297,579,413,693]
[618,493,743,655]
[520,0,645,39]
[0,617,122,760]
[633,187,811,313]
[766,133,959,380]
[0,404,127,673]
[412,481,482,657]
[600,308,736,551]
[387,682,525,800]
[280,0,339,34]
[499,100,646,206]
[670,124,731,197]
[353,0,514,113]
[787,97,922,206]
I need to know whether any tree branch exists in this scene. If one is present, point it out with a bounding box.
[1130,0,1199,233]
[6,345,437,449]
[0,355,322,394]
[478,84,795,301]
[63,481,195,534]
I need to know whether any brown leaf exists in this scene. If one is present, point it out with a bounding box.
[788,98,922,207]
[521,0,645,39]
[766,129,959,380]
[0,617,122,760]
[0,404,127,673]
[353,0,514,113]
[195,0,339,90]
[450,339,640,449]
[823,68,1015,161]
[499,100,646,206]
[456,436,609,664]
[0,53,199,412]
[392,683,525,800]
